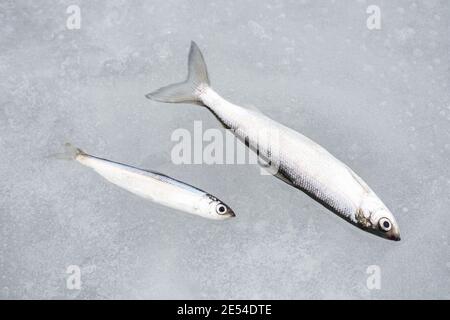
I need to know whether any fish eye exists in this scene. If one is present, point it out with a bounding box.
[216,204,227,215]
[379,218,392,232]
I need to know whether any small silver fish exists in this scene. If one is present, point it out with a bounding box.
[58,143,235,220]
[146,42,401,241]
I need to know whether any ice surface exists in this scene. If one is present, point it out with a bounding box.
[0,0,449,299]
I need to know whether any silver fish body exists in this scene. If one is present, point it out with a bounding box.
[63,144,235,220]
[146,42,401,240]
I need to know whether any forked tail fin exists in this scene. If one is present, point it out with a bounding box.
[145,41,210,105]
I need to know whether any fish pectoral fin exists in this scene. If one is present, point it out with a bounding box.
[274,171,295,187]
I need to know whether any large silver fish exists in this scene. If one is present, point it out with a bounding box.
[59,143,235,220]
[146,42,401,241]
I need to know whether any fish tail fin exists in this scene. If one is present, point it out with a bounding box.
[145,41,210,105]
[48,143,86,160]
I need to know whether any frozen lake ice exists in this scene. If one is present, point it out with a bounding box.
[0,0,449,299]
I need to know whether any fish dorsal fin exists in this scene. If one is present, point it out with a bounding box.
[143,169,206,194]
[347,167,371,193]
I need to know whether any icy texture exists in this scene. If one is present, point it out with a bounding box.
[0,0,449,299]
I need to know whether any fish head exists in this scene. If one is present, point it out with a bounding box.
[356,193,401,241]
[201,195,235,220]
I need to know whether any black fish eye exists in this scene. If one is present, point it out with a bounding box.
[216,204,227,214]
[379,218,392,232]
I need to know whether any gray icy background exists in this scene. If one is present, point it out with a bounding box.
[1,0,449,299]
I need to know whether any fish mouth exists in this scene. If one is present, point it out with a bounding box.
[370,228,401,241]
[365,229,401,241]
[389,233,401,241]
[388,225,401,241]
[377,229,401,241]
